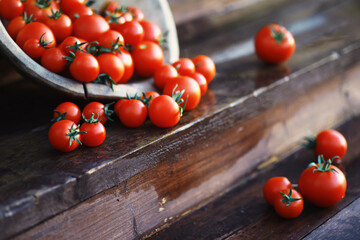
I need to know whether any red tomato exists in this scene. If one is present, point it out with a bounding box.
[114,48,134,83]
[41,47,68,73]
[315,129,347,161]
[69,52,100,83]
[263,176,293,206]
[140,20,162,43]
[6,12,35,40]
[73,14,110,42]
[192,55,216,83]
[128,6,145,21]
[48,120,82,152]
[23,39,43,59]
[45,11,73,42]
[255,24,295,64]
[153,64,178,89]
[113,21,144,46]
[23,0,59,23]
[80,114,106,147]
[298,156,347,207]
[97,53,125,83]
[60,0,85,14]
[163,76,201,111]
[97,30,125,51]
[172,58,195,76]
[114,99,128,116]
[65,2,93,22]
[149,95,181,128]
[143,91,160,107]
[0,0,23,20]
[118,99,147,128]
[132,41,164,77]
[58,36,84,56]
[187,72,208,96]
[16,22,56,49]
[273,188,303,219]
[82,102,114,124]
[100,0,119,15]
[52,102,81,124]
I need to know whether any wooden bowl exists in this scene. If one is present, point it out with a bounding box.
[0,0,179,100]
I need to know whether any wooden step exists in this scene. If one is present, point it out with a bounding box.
[147,116,360,239]
[1,0,360,239]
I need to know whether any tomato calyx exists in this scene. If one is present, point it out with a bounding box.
[49,9,63,20]
[100,37,125,54]
[271,27,285,44]
[35,0,52,9]
[93,73,117,91]
[105,7,129,23]
[85,0,95,7]
[171,85,188,117]
[302,135,316,149]
[23,11,36,23]
[280,188,302,206]
[103,102,115,121]
[82,113,102,123]
[67,122,85,147]
[64,42,87,62]
[158,30,168,47]
[308,155,339,173]
[51,110,67,122]
[39,32,53,48]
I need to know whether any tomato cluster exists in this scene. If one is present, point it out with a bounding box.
[264,129,348,219]
[0,0,175,85]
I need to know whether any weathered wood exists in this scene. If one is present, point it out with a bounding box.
[0,0,179,100]
[148,117,360,240]
[1,0,360,239]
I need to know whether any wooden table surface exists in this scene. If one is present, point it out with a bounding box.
[1,0,360,239]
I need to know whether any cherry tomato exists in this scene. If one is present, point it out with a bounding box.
[97,30,125,51]
[255,24,295,64]
[273,188,303,219]
[16,22,56,49]
[69,52,100,83]
[187,72,208,96]
[172,58,195,76]
[113,21,144,46]
[0,0,23,20]
[153,64,178,89]
[80,114,106,147]
[149,95,181,128]
[132,41,164,77]
[99,0,119,15]
[114,48,134,83]
[192,55,216,83]
[48,120,82,152]
[82,102,114,124]
[140,20,162,43]
[143,91,160,107]
[23,0,59,23]
[73,14,110,42]
[45,10,73,42]
[315,129,347,161]
[6,12,35,40]
[52,102,81,124]
[58,36,84,56]
[65,2,93,22]
[114,99,128,116]
[60,0,85,15]
[23,33,53,59]
[97,53,125,83]
[298,155,347,207]
[41,47,68,73]
[263,176,293,206]
[128,6,145,21]
[118,99,147,128]
[163,76,201,111]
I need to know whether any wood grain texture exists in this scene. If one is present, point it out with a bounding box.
[1,0,360,239]
[149,117,360,240]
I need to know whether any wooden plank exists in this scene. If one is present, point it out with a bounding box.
[1,0,360,238]
[302,198,360,240]
[148,117,360,240]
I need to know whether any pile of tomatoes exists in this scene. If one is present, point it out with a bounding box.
[263,129,348,219]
